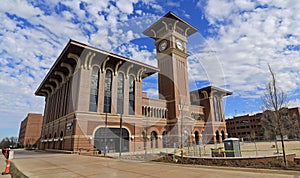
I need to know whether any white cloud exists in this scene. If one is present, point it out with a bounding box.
[116,0,138,14]
[0,0,162,138]
[143,88,158,99]
[288,99,300,108]
[193,0,300,101]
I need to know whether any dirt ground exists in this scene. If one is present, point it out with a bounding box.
[220,140,300,157]
[154,141,300,170]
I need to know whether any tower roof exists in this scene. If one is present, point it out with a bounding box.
[143,11,198,39]
[191,86,232,97]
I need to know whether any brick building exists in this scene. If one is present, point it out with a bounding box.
[18,113,43,148]
[226,113,263,141]
[35,12,231,152]
[226,107,300,141]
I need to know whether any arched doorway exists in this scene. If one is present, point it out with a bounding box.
[43,135,47,150]
[162,131,168,148]
[195,131,199,145]
[216,130,220,143]
[221,130,225,141]
[59,131,63,150]
[94,128,129,153]
[53,132,57,149]
[48,134,51,149]
[150,131,158,148]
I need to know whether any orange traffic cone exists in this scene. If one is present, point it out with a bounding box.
[1,160,11,175]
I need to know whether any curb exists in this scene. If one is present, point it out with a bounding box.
[9,161,28,178]
[148,160,300,176]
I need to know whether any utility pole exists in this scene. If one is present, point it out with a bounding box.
[179,102,185,164]
[145,115,148,160]
[181,106,183,163]
[133,123,136,153]
[119,114,122,158]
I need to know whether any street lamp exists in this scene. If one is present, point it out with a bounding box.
[145,111,149,160]
[179,102,186,163]
[119,114,122,158]
[104,101,108,156]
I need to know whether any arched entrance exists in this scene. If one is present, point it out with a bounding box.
[53,132,57,149]
[59,131,63,150]
[48,134,51,149]
[195,131,199,145]
[162,131,168,148]
[216,130,220,143]
[94,128,129,152]
[43,135,47,149]
[150,131,158,148]
[221,130,225,141]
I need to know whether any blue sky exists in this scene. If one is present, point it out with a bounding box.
[1,0,300,141]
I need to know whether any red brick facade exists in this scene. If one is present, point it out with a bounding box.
[18,113,43,148]
[226,107,300,141]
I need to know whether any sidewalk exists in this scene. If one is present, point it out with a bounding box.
[11,149,300,178]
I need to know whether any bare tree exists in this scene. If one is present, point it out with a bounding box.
[0,137,18,148]
[261,64,288,167]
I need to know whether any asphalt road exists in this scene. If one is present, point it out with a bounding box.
[10,149,300,178]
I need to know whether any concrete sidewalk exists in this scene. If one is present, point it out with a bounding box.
[11,149,300,178]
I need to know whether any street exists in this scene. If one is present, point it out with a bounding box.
[10,149,300,178]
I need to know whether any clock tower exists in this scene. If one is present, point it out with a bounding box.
[143,12,198,144]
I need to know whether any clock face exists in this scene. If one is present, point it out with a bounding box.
[176,39,183,51]
[159,40,167,51]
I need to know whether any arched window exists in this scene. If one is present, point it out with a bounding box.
[214,96,222,122]
[117,73,124,114]
[89,66,100,112]
[104,70,112,113]
[129,75,135,115]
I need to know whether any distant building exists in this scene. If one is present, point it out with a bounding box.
[35,12,231,152]
[226,113,264,141]
[18,113,43,148]
[226,107,300,141]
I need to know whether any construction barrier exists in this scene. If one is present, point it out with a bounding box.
[1,160,10,175]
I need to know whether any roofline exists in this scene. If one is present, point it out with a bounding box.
[191,85,232,95]
[35,39,159,95]
[35,40,72,95]
[143,11,198,37]
[167,11,198,32]
[69,40,159,72]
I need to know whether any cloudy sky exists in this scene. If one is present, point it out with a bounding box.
[1,0,300,140]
